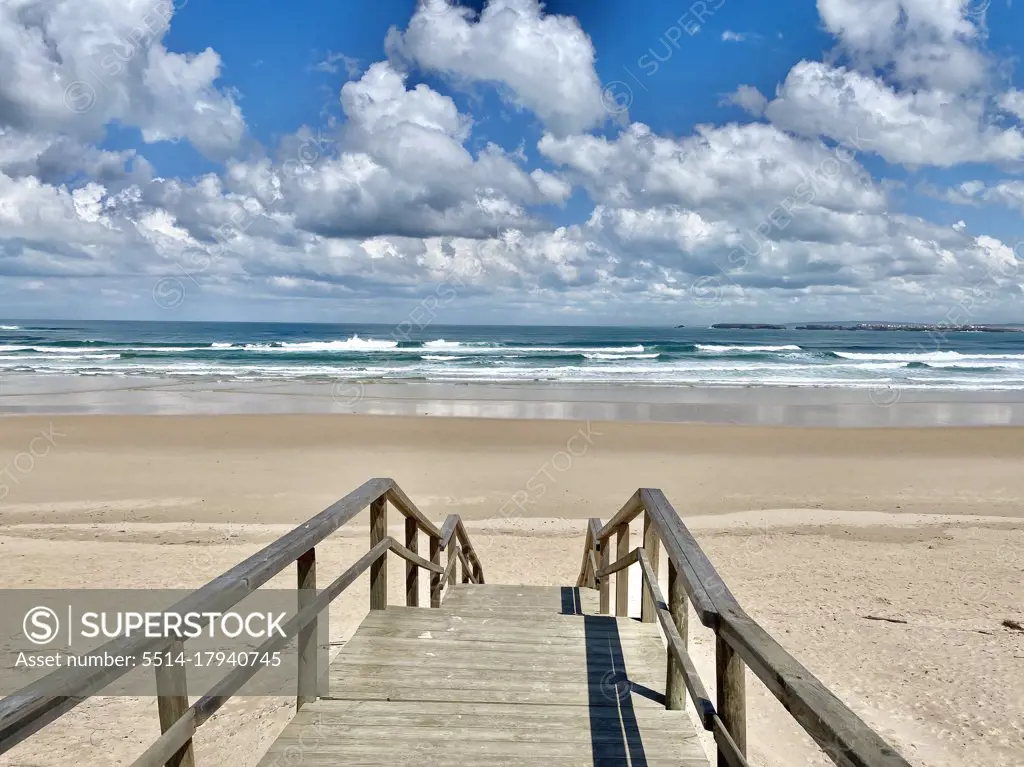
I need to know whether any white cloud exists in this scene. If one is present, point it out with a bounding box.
[816,0,988,92]
[386,0,607,136]
[764,61,1024,167]
[721,85,768,115]
[0,0,245,159]
[721,31,747,42]
[1,0,1022,324]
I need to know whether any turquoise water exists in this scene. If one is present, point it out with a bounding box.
[2,320,1024,390]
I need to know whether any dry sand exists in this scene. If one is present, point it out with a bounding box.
[0,414,1021,766]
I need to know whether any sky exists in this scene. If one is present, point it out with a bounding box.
[1,0,1024,326]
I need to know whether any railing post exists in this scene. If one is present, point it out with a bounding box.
[598,535,610,613]
[296,547,317,710]
[369,497,387,610]
[641,511,659,623]
[665,560,688,710]
[405,517,419,607]
[429,535,442,607]
[155,638,195,767]
[716,636,747,764]
[615,523,629,617]
[447,544,457,588]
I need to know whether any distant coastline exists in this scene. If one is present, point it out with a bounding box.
[712,322,1022,333]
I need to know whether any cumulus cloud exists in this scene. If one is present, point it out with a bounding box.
[1,0,1022,324]
[0,0,245,159]
[764,61,1024,167]
[386,0,607,136]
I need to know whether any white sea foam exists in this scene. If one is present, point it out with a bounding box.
[833,350,1024,362]
[696,344,802,352]
[244,335,399,352]
[582,352,661,360]
[422,339,464,350]
[0,325,20,330]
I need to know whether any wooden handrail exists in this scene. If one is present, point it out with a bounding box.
[576,489,912,767]
[439,514,485,584]
[0,478,485,765]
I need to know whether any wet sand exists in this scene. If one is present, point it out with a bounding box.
[4,375,1024,426]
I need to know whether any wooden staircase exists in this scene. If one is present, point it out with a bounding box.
[258,584,710,766]
[0,479,913,767]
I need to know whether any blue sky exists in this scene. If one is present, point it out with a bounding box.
[1,0,1023,324]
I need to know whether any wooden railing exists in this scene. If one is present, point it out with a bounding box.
[0,478,483,767]
[577,488,911,767]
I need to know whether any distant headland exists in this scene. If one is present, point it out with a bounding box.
[703,322,1021,332]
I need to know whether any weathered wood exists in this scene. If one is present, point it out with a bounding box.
[712,715,751,767]
[716,635,746,764]
[590,518,609,613]
[454,518,485,584]
[641,512,659,623]
[716,606,910,767]
[0,478,393,753]
[265,585,712,767]
[386,484,442,539]
[639,488,725,624]
[154,638,194,767]
[615,523,630,617]
[296,547,317,711]
[369,497,388,611]
[665,560,688,712]
[457,547,476,584]
[637,550,715,729]
[387,537,444,573]
[443,545,459,590]
[439,514,459,550]
[194,539,391,726]
[596,547,638,579]
[628,488,911,767]
[429,535,442,608]
[596,488,644,540]
[405,517,419,607]
[587,550,599,589]
[574,521,594,588]
[129,709,197,767]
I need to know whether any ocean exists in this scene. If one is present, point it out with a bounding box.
[2,320,1024,391]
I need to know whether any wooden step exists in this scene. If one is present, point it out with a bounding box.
[257,585,710,767]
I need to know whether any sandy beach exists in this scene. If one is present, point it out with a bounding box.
[0,414,1022,766]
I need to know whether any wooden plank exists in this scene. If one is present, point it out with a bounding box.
[296,547,317,710]
[592,518,610,613]
[439,514,459,550]
[716,635,746,764]
[665,560,687,712]
[194,539,391,726]
[369,497,387,611]
[641,512,659,624]
[429,536,442,608]
[387,537,444,574]
[0,477,393,753]
[154,638,194,767]
[405,517,419,607]
[638,488,725,624]
[596,548,638,579]
[637,550,714,728]
[457,547,476,584]
[129,709,197,767]
[717,607,911,767]
[615,524,630,617]
[443,546,458,589]
[712,715,751,767]
[575,521,594,587]
[596,489,643,541]
[386,484,442,539]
